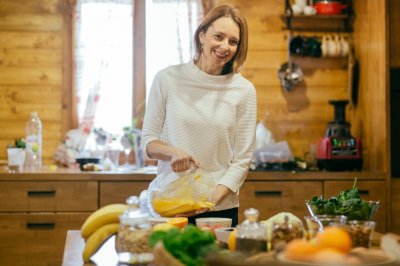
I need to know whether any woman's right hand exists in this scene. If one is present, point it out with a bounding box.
[170,148,199,172]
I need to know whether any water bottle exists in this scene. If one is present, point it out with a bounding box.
[25,112,42,170]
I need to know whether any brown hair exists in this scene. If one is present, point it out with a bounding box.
[194,4,248,74]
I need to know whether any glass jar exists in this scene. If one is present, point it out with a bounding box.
[115,196,154,265]
[271,215,303,250]
[235,208,267,255]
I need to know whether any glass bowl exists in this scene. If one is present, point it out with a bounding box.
[305,200,380,221]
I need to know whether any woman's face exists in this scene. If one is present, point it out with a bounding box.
[199,16,240,75]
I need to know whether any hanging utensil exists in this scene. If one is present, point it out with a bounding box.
[278,31,304,91]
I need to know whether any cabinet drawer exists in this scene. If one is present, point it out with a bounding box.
[0,181,98,212]
[0,213,90,266]
[324,181,386,233]
[99,181,150,207]
[239,181,323,222]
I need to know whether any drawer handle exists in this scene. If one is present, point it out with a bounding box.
[26,222,55,230]
[254,191,282,197]
[359,190,369,195]
[27,190,56,197]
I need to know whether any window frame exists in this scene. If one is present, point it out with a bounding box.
[63,0,146,135]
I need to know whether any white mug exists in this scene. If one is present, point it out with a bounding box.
[303,5,317,15]
[340,35,350,57]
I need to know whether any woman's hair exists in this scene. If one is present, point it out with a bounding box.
[194,4,248,74]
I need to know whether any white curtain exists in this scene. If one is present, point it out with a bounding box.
[75,0,133,135]
[146,0,204,99]
[74,0,203,133]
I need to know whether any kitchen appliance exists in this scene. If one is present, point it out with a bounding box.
[317,100,362,171]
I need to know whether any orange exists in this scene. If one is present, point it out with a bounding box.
[316,226,352,254]
[166,217,188,229]
[284,239,319,262]
[227,229,237,251]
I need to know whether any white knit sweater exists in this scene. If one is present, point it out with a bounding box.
[142,60,257,211]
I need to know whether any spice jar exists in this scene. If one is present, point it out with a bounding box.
[345,220,376,248]
[236,208,267,256]
[115,195,153,265]
[271,215,303,250]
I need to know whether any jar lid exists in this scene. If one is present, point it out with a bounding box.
[119,196,150,226]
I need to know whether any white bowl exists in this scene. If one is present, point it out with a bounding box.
[214,227,235,243]
[195,217,232,229]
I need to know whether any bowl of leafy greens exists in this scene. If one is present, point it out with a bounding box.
[305,179,380,221]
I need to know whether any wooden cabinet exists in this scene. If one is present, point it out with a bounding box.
[239,181,323,222]
[99,181,150,207]
[324,180,386,233]
[0,213,90,266]
[0,181,98,266]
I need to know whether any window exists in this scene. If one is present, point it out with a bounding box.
[74,0,203,135]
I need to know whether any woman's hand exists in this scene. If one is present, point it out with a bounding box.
[170,147,199,172]
[210,184,233,205]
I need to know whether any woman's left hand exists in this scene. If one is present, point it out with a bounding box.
[210,184,232,205]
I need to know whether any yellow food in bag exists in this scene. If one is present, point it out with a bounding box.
[153,198,215,217]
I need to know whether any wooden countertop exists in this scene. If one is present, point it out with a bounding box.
[0,165,387,182]
[62,230,119,266]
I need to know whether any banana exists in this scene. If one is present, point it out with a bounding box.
[82,223,120,262]
[81,203,127,239]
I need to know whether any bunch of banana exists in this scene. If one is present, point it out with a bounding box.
[81,203,128,262]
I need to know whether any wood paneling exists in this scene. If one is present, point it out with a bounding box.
[352,0,389,172]
[390,0,400,67]
[0,0,68,164]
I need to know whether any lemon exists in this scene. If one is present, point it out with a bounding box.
[31,143,39,153]
[227,229,237,251]
[152,222,175,232]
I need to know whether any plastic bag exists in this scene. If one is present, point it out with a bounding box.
[255,122,275,150]
[140,167,215,217]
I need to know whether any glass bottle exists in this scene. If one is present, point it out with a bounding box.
[236,208,267,255]
[115,196,154,265]
[25,111,42,170]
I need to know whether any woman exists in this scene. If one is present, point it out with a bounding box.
[141,4,256,227]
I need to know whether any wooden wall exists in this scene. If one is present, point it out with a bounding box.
[0,0,389,174]
[0,0,71,164]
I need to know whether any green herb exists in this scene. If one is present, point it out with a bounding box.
[307,178,378,220]
[149,225,218,266]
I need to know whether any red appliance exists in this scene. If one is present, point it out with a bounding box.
[317,100,362,171]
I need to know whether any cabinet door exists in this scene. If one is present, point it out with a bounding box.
[239,181,323,222]
[99,181,150,207]
[0,181,98,212]
[324,181,386,233]
[0,213,90,266]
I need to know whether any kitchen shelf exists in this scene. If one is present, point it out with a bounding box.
[282,0,354,32]
[280,14,354,32]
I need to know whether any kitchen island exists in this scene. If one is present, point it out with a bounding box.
[0,166,387,265]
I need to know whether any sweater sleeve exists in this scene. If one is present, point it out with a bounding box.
[217,85,257,193]
[141,73,166,157]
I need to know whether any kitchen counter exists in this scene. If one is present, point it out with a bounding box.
[0,165,387,181]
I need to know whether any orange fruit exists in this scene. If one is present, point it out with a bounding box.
[316,226,352,254]
[166,217,188,229]
[284,239,319,262]
[227,229,237,251]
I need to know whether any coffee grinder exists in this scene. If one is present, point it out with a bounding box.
[317,100,363,171]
